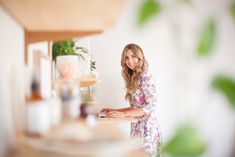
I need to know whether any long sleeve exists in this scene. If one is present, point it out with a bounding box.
[140,72,157,114]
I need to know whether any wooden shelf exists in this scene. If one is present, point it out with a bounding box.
[80,79,98,87]
[52,78,99,90]
[25,30,102,43]
[0,0,126,41]
[1,0,127,64]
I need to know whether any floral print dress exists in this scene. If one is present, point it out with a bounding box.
[129,70,162,156]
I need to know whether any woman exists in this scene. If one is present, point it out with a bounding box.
[101,43,162,156]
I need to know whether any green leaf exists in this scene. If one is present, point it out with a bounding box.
[90,60,96,71]
[52,40,88,61]
[137,0,161,26]
[78,54,85,61]
[212,75,235,109]
[230,3,235,20]
[163,123,207,157]
[197,18,216,56]
[75,46,89,54]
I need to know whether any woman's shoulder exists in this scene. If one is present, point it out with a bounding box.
[141,70,152,78]
[140,70,155,83]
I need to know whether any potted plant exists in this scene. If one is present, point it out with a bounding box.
[52,40,88,61]
[52,40,88,80]
[89,59,99,79]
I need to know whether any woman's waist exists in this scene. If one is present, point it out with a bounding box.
[135,112,158,121]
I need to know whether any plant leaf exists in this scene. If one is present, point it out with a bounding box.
[137,0,161,26]
[163,123,207,157]
[90,60,96,71]
[78,54,85,61]
[212,75,235,109]
[197,18,216,56]
[52,40,89,61]
[76,46,89,54]
[230,3,235,20]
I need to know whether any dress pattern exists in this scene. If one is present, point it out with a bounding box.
[129,70,162,156]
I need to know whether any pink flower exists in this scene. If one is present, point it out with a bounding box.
[140,76,144,81]
[139,95,145,103]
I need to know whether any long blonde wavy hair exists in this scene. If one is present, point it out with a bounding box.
[121,43,148,100]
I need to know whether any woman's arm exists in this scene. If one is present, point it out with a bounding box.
[106,107,145,118]
[101,107,132,112]
[116,107,133,112]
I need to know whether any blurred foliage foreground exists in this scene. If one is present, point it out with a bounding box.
[137,0,235,156]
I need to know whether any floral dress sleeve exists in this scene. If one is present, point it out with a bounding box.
[140,71,157,115]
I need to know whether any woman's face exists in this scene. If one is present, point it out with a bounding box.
[125,49,139,70]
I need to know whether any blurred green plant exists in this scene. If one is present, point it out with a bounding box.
[90,60,96,71]
[137,1,216,57]
[52,40,88,61]
[137,1,235,156]
[212,75,235,108]
[137,0,161,26]
[197,18,216,56]
[178,0,192,4]
[75,46,89,60]
[230,3,235,20]
[163,123,207,157]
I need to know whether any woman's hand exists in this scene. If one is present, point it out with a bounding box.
[106,111,126,118]
[100,108,116,112]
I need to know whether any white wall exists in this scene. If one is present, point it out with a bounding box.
[0,6,24,157]
[90,0,235,156]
